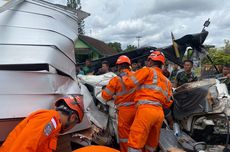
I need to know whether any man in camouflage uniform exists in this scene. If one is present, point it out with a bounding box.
[216,64,230,94]
[169,64,179,84]
[175,60,198,87]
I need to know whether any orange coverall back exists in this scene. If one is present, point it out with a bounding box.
[122,66,173,152]
[102,69,137,152]
[0,110,61,152]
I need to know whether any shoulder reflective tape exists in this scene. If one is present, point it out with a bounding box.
[152,69,158,85]
[128,147,142,152]
[119,138,128,143]
[137,100,162,107]
[145,145,156,152]
[117,76,126,92]
[114,76,137,98]
[104,87,114,96]
[51,118,57,129]
[115,87,135,96]
[130,75,139,85]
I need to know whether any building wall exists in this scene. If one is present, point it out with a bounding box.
[75,39,89,49]
[75,39,101,62]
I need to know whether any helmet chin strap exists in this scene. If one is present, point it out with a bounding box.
[61,115,73,133]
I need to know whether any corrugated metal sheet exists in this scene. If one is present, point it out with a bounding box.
[0,0,79,79]
[0,71,81,94]
[0,45,76,77]
[0,0,89,140]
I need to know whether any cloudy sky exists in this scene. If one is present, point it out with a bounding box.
[51,0,230,49]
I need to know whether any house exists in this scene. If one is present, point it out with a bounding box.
[75,35,118,62]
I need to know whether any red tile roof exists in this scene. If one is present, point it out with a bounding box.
[79,35,118,56]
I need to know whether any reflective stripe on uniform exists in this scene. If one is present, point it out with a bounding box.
[130,75,139,85]
[117,77,126,92]
[153,68,171,102]
[137,100,162,107]
[152,69,158,85]
[114,74,136,98]
[128,147,142,152]
[119,138,128,143]
[103,87,114,96]
[116,102,135,108]
[51,118,57,128]
[145,145,156,152]
[115,87,135,96]
[140,84,169,100]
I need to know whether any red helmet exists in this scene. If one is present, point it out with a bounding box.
[148,51,165,64]
[55,95,84,122]
[116,55,131,65]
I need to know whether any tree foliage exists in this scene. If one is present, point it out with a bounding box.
[124,45,137,52]
[202,47,230,65]
[223,39,230,54]
[67,0,78,9]
[67,0,84,34]
[107,42,122,52]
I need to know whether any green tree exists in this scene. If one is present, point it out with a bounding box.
[67,0,78,9]
[124,45,137,52]
[223,40,230,54]
[67,0,85,34]
[107,42,122,52]
[202,47,230,65]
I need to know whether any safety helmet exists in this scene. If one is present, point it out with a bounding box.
[148,51,165,64]
[116,55,131,65]
[55,95,84,122]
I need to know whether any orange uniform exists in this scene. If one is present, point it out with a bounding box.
[102,69,137,152]
[123,66,173,152]
[73,145,120,152]
[0,110,61,152]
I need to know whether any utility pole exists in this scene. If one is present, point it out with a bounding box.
[136,36,142,48]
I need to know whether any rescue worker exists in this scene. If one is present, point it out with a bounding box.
[122,51,173,152]
[101,55,137,152]
[73,145,120,152]
[0,95,84,152]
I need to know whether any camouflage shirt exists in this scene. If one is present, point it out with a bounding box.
[169,69,179,83]
[176,70,198,87]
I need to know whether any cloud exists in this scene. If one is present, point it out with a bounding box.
[134,0,223,17]
[89,15,110,29]
[45,0,230,49]
[102,1,121,14]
